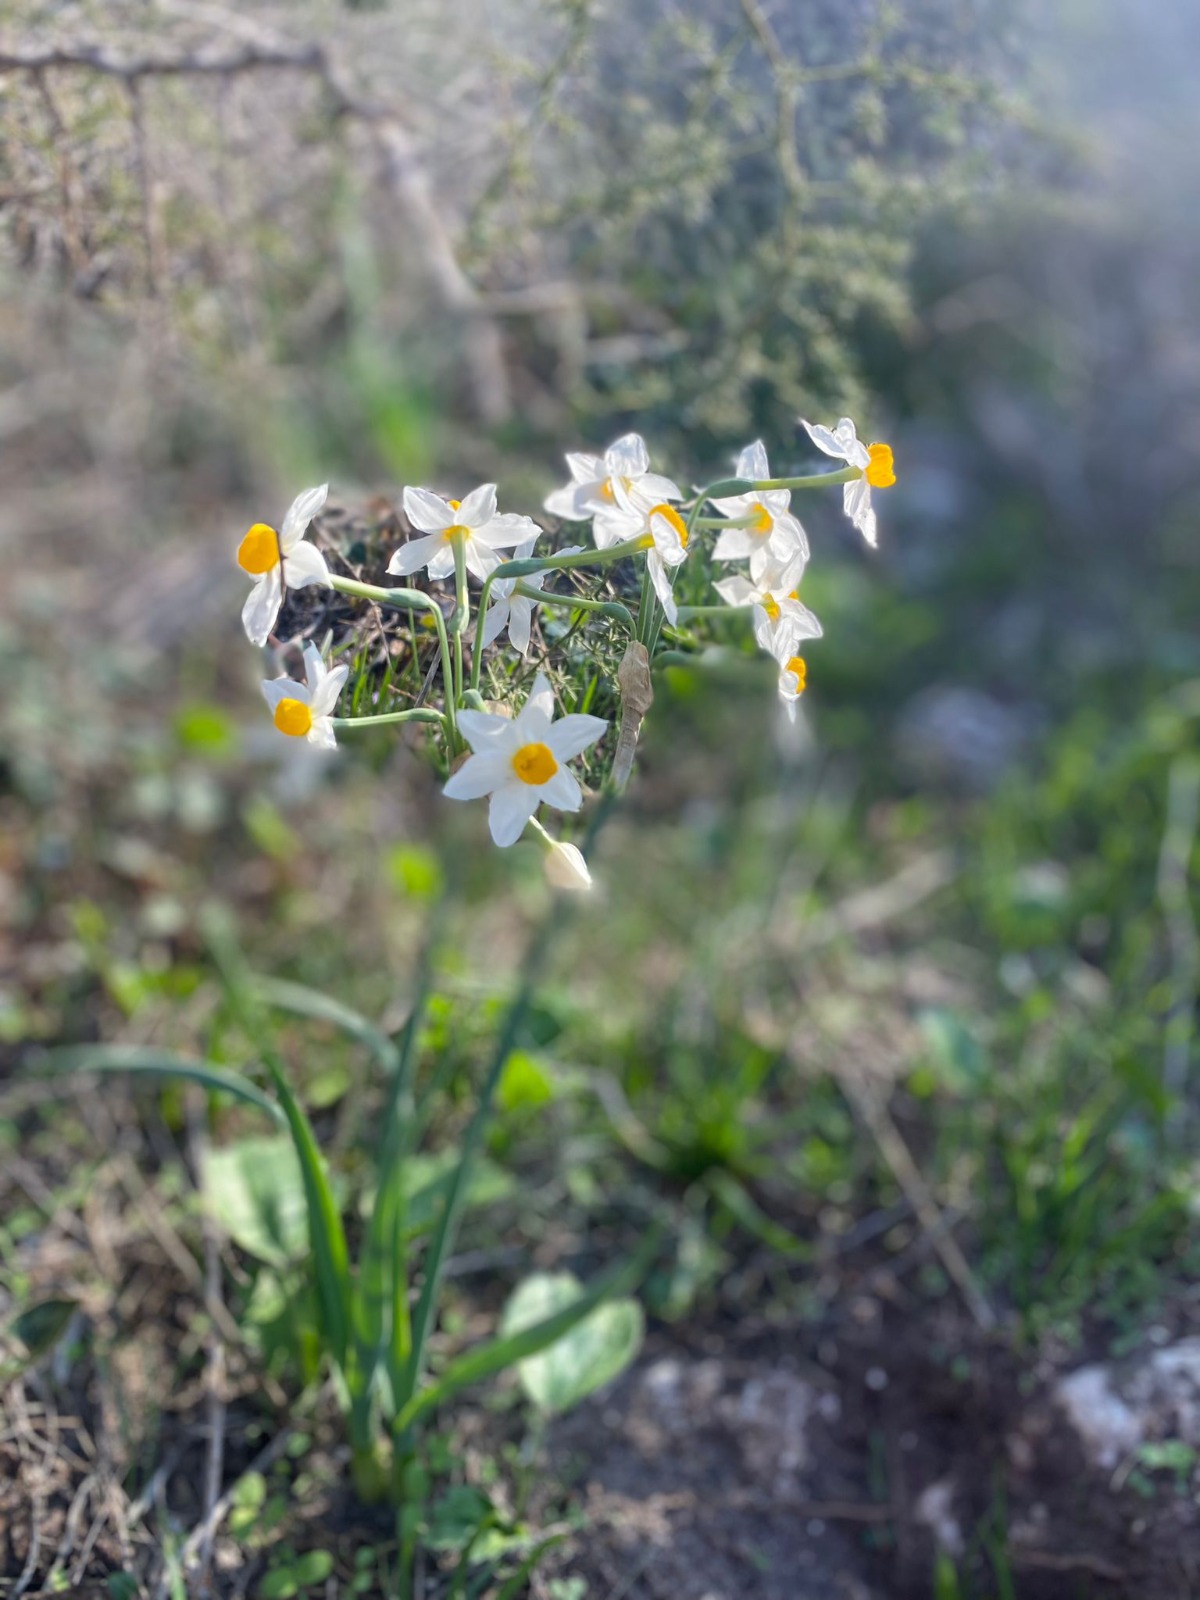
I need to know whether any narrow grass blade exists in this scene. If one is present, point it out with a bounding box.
[251,977,400,1076]
[491,1533,569,1600]
[35,1046,284,1125]
[393,916,557,1415]
[392,1234,656,1434]
[704,1169,811,1262]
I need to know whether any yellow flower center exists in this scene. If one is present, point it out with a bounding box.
[784,657,807,692]
[749,503,774,535]
[440,502,469,544]
[650,503,688,547]
[238,523,281,576]
[512,742,558,785]
[273,698,314,738]
[762,595,781,623]
[865,443,895,489]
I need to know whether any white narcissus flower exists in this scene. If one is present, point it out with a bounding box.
[598,482,690,624]
[443,672,607,847]
[777,655,808,722]
[261,642,349,750]
[544,433,681,524]
[713,558,822,666]
[388,485,539,584]
[799,416,895,549]
[237,484,332,648]
[479,543,583,657]
[709,441,809,583]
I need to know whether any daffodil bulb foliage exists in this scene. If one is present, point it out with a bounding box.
[233,416,893,877]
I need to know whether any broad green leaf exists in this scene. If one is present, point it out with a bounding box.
[202,1136,309,1266]
[500,1272,643,1415]
[498,1051,555,1112]
[393,1244,650,1433]
[36,1046,282,1125]
[291,1551,334,1587]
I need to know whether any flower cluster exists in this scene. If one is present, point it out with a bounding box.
[236,416,894,883]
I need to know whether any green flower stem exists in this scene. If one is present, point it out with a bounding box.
[495,536,650,580]
[672,604,751,620]
[696,465,860,500]
[330,710,445,729]
[327,575,457,748]
[635,562,654,649]
[692,514,755,528]
[515,585,635,629]
[451,536,469,709]
[471,537,649,692]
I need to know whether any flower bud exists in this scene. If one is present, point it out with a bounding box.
[543,840,592,892]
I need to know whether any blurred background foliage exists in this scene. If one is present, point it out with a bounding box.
[3,0,1200,1587]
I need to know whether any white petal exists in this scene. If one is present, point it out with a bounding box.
[311,663,349,717]
[566,452,603,486]
[538,766,583,812]
[261,674,310,712]
[543,484,591,519]
[307,715,338,750]
[462,537,500,582]
[650,509,687,564]
[458,483,498,528]
[605,433,649,477]
[474,512,541,550]
[388,531,445,576]
[592,508,638,549]
[284,539,331,590]
[403,486,456,533]
[488,783,540,847]
[768,511,810,565]
[711,526,757,562]
[242,568,283,647]
[302,643,326,689]
[708,493,755,519]
[426,541,459,581]
[507,597,533,656]
[713,574,758,606]
[444,751,510,800]
[843,478,876,547]
[513,703,554,746]
[457,709,514,753]
[736,440,770,480]
[648,552,678,625]
[280,483,328,551]
[524,671,555,723]
[639,471,683,502]
[782,598,824,640]
[546,713,607,761]
[479,598,510,650]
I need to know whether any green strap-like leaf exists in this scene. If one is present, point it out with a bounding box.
[252,977,401,1076]
[202,916,353,1374]
[34,1046,284,1125]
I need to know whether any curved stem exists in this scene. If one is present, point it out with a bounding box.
[331,710,445,729]
[327,575,457,748]
[451,537,469,712]
[515,585,635,630]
